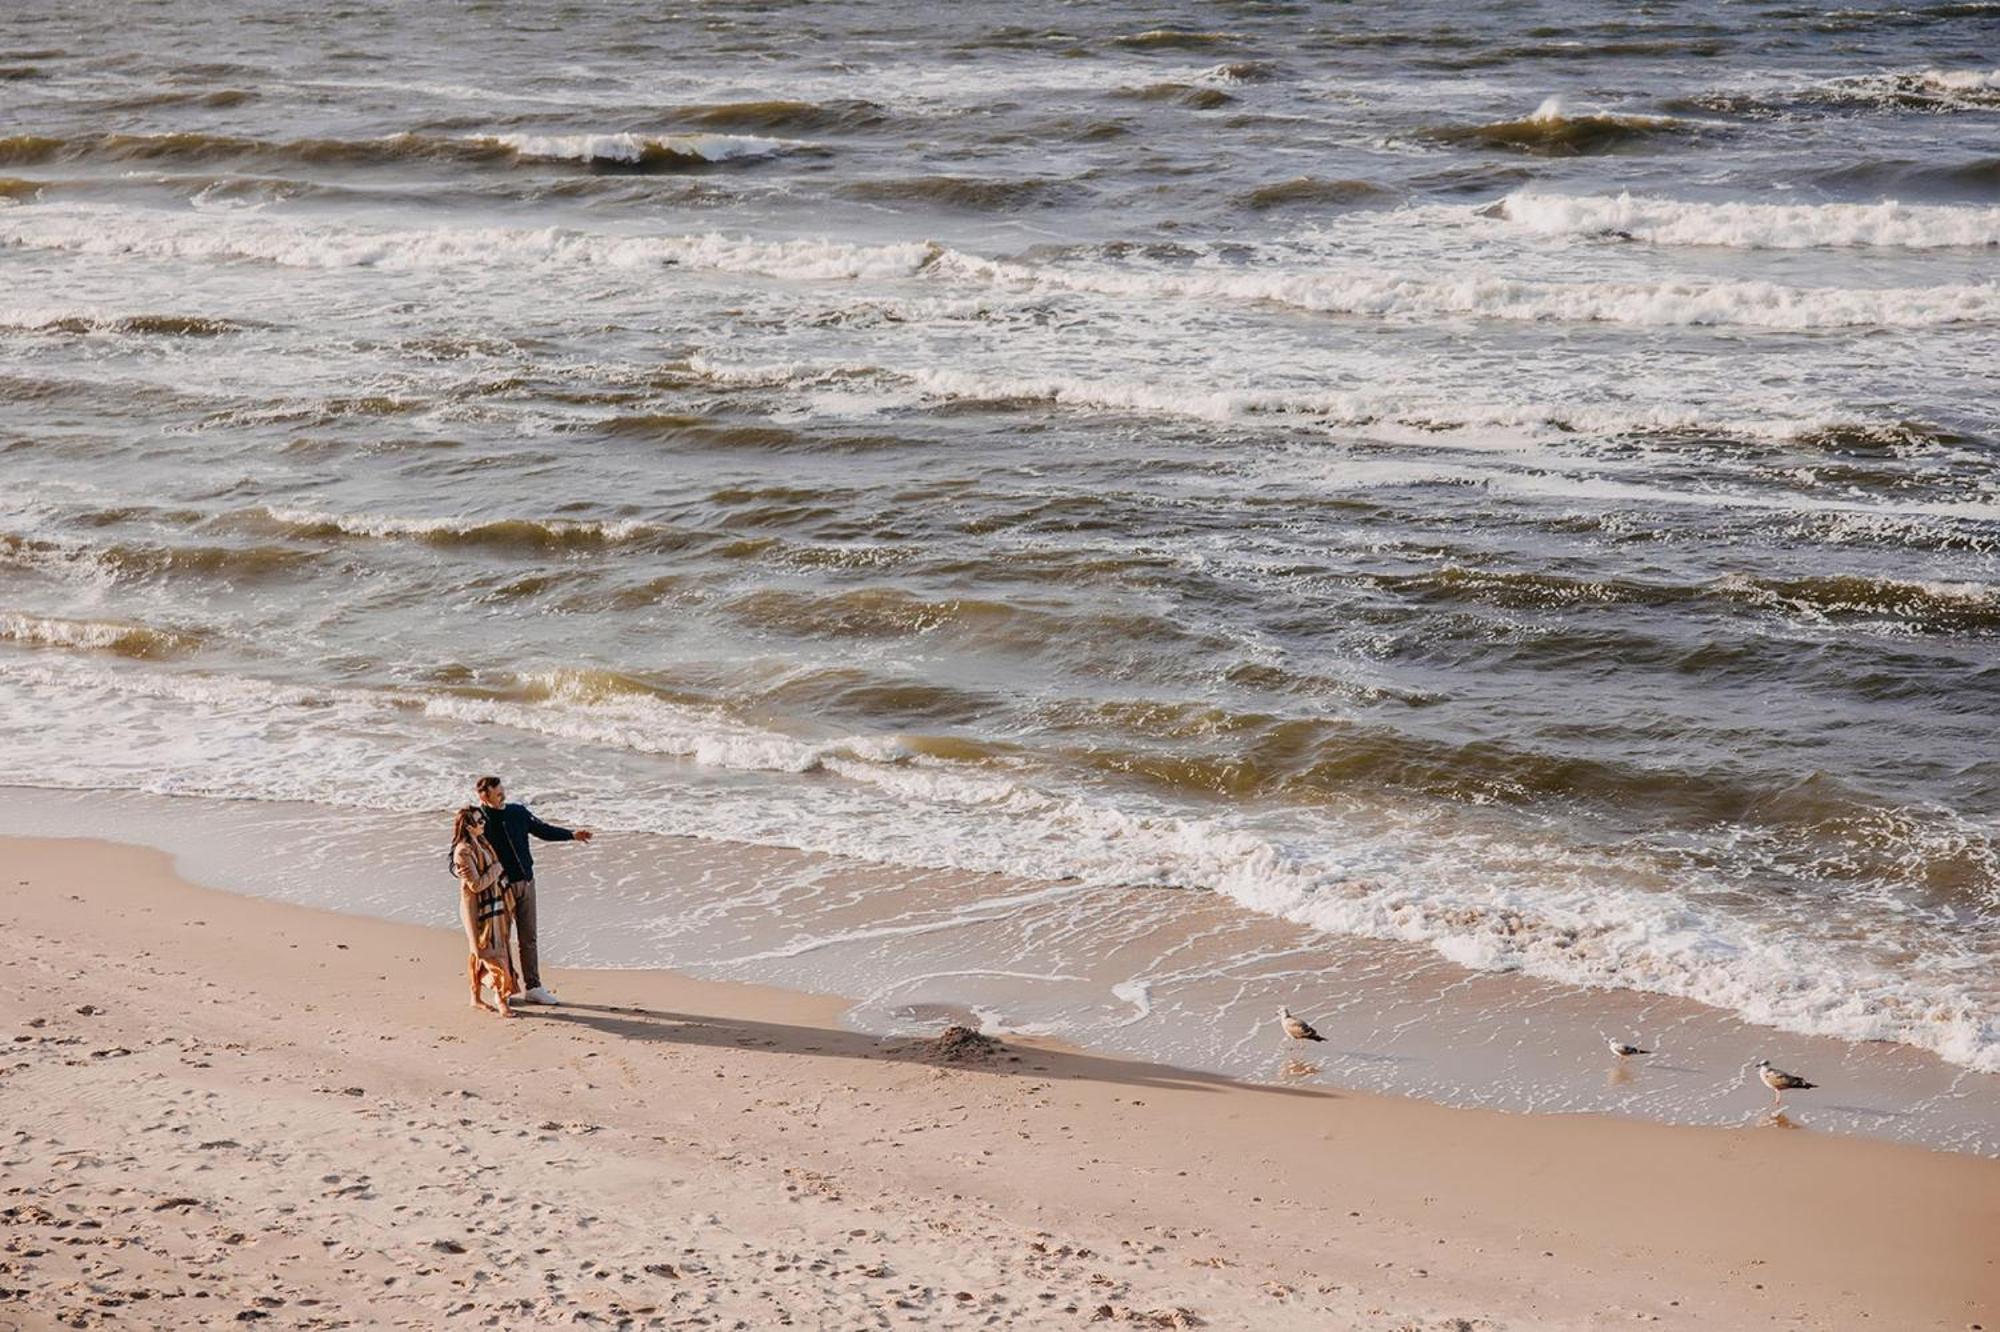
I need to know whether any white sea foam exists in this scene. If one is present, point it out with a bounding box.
[259,506,651,543]
[0,614,126,651]
[0,305,245,335]
[1919,68,2000,93]
[6,205,1992,330]
[684,354,888,390]
[0,204,937,280]
[475,131,803,165]
[933,250,2000,329]
[1529,94,1568,123]
[0,612,190,655]
[905,365,1851,440]
[293,77,595,108]
[1110,979,1153,1021]
[684,354,1879,443]
[426,669,911,777]
[1759,66,2000,110]
[0,660,323,710]
[1862,66,2000,105]
[422,693,828,774]
[1491,191,2000,249]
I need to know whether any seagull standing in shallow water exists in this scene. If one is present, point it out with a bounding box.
[1605,1037,1652,1059]
[1278,1006,1326,1043]
[1756,1058,1817,1106]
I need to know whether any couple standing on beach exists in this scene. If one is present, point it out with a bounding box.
[450,775,593,1012]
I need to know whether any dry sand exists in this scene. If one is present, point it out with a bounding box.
[2,834,1995,1331]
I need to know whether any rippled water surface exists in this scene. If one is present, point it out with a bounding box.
[2,2,1997,1087]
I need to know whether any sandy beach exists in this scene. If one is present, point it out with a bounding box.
[5,834,1995,1332]
[7,5,2000,1328]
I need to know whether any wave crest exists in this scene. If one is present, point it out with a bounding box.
[1111,29,1237,49]
[1486,191,2000,249]
[0,611,200,658]
[686,356,1932,445]
[256,507,655,550]
[0,311,245,336]
[474,131,811,170]
[1426,97,1706,156]
[4,204,1994,332]
[0,128,813,174]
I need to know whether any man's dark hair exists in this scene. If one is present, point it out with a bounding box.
[475,775,503,795]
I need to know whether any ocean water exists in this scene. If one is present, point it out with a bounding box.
[2,2,1997,1114]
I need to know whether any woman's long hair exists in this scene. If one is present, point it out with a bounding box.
[452,805,488,851]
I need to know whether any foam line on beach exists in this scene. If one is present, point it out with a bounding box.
[0,656,1992,1075]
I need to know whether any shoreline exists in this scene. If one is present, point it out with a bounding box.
[4,783,1996,1159]
[7,832,1999,1330]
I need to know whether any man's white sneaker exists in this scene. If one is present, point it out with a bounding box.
[523,986,560,1005]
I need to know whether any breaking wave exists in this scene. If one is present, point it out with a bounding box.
[0,310,245,336]
[1425,96,1709,156]
[1685,67,2000,115]
[472,131,811,170]
[254,507,658,550]
[0,204,938,280]
[1714,572,2000,632]
[0,531,314,584]
[0,128,813,173]
[0,611,201,658]
[685,354,1920,443]
[1484,191,2000,248]
[1110,29,1238,49]
[938,255,2000,330]
[423,671,910,776]
[6,205,1993,330]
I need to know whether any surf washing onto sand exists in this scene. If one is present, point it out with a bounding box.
[2,0,1996,1134]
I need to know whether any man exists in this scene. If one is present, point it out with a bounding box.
[474,775,594,1005]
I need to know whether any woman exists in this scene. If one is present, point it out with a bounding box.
[452,804,517,1016]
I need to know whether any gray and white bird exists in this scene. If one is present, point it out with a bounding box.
[1605,1037,1652,1059]
[1755,1058,1816,1105]
[1278,1006,1326,1043]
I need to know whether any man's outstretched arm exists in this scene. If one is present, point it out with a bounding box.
[524,809,593,843]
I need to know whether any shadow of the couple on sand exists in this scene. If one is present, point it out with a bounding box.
[522,1001,1331,1099]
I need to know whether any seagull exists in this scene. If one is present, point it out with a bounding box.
[1278,1006,1325,1043]
[1605,1037,1652,1059]
[1755,1058,1816,1106]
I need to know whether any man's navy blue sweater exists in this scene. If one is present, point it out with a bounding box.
[482,802,574,884]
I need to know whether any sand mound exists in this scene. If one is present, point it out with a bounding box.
[925,1024,1000,1063]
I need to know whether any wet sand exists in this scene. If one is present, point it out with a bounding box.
[4,833,1996,1330]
